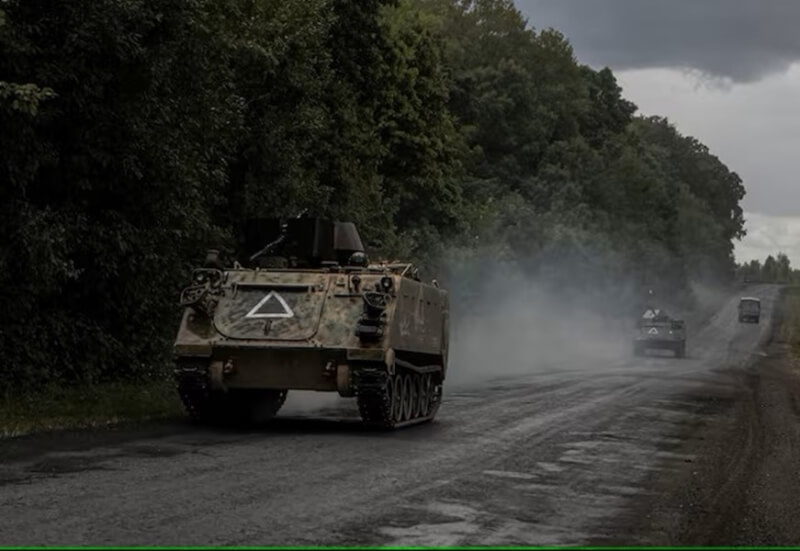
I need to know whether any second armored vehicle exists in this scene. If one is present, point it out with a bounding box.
[172,217,449,429]
[633,307,687,358]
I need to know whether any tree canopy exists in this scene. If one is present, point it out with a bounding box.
[737,253,795,284]
[0,0,747,393]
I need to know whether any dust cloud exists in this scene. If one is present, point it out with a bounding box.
[444,260,633,388]
[687,280,732,318]
[441,251,734,387]
[276,250,733,415]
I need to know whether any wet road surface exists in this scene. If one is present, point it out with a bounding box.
[0,285,783,545]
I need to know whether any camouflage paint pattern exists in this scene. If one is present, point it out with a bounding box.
[173,263,449,391]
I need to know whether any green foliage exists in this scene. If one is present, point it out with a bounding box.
[0,381,182,437]
[737,253,793,283]
[0,0,239,391]
[0,0,747,394]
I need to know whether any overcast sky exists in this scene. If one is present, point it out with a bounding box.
[516,0,800,266]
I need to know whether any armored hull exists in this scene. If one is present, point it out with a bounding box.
[172,219,449,429]
[633,308,686,358]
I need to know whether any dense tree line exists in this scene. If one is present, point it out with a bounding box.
[737,254,796,284]
[0,0,746,393]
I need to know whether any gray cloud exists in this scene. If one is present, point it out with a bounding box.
[613,65,800,217]
[517,0,800,82]
[735,212,800,267]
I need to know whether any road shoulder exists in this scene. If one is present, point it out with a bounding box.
[596,286,800,545]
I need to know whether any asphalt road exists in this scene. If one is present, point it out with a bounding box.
[0,285,782,546]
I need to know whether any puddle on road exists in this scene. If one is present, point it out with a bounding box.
[481,518,590,547]
[356,369,744,547]
[7,441,190,484]
[377,502,483,546]
[596,483,647,497]
[122,444,185,459]
[536,461,565,473]
[379,519,479,547]
[26,453,119,476]
[482,470,538,480]
[563,440,603,450]
[653,450,696,462]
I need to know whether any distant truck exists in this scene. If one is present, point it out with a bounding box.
[633,307,687,358]
[738,297,761,323]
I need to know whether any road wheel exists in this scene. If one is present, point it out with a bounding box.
[401,375,414,421]
[413,374,425,418]
[356,366,398,429]
[392,374,404,423]
[381,375,396,427]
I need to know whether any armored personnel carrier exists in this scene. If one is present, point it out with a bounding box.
[633,307,686,358]
[172,217,449,429]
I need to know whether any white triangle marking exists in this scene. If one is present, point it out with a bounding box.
[648,327,658,335]
[245,291,294,319]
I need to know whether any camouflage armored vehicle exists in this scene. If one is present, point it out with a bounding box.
[633,307,686,358]
[172,217,449,429]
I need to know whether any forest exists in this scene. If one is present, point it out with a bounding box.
[0,0,747,394]
[737,253,798,284]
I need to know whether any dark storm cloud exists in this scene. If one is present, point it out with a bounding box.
[518,0,800,82]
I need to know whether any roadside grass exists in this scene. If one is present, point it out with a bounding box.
[0,380,184,439]
[781,286,800,361]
